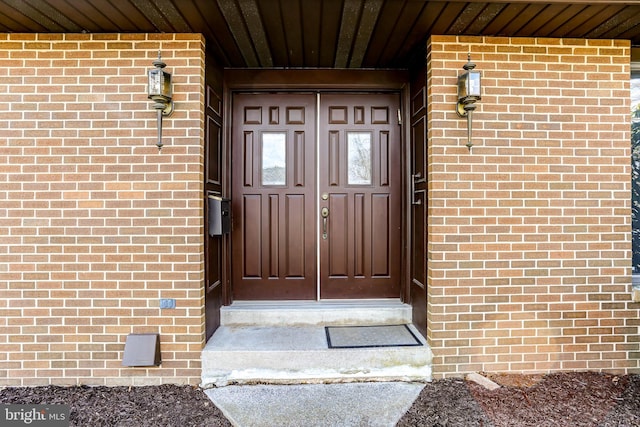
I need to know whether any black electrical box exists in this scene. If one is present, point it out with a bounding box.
[208,195,231,236]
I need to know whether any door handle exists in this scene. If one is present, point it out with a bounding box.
[411,173,422,205]
[321,207,329,239]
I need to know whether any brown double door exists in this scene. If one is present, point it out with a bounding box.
[231,92,401,300]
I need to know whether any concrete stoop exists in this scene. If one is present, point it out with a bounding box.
[201,300,433,388]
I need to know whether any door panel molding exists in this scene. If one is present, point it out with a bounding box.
[328,193,349,277]
[224,69,410,303]
[319,93,402,299]
[204,57,226,340]
[231,93,317,300]
[409,66,428,338]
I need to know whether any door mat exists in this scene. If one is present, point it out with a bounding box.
[325,324,423,349]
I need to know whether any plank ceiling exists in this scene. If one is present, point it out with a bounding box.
[0,0,639,68]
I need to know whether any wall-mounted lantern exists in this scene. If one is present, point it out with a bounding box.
[148,51,173,151]
[456,53,481,151]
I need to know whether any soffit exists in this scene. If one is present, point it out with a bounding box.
[0,0,638,68]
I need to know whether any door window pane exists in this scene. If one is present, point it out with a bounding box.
[262,132,286,185]
[347,132,372,185]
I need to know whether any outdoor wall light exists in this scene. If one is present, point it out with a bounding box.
[148,51,173,151]
[456,53,481,151]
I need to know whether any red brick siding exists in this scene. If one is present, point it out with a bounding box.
[0,33,205,386]
[427,36,640,377]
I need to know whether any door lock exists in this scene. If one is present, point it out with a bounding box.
[321,207,329,239]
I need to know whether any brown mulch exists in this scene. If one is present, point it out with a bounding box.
[1,372,639,426]
[398,372,640,427]
[0,384,231,427]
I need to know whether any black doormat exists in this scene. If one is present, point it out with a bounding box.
[325,324,423,349]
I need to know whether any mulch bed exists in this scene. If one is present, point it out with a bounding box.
[0,384,231,427]
[398,372,640,427]
[1,372,639,426]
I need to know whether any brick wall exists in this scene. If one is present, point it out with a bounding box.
[2,32,637,385]
[0,33,205,386]
[427,36,640,377]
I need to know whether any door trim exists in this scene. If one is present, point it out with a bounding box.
[224,69,408,91]
[223,69,411,304]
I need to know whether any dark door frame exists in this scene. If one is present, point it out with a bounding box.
[221,69,412,305]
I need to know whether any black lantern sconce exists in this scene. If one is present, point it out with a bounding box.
[148,51,174,151]
[456,53,481,151]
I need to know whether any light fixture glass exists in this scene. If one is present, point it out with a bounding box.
[148,51,173,150]
[456,53,482,151]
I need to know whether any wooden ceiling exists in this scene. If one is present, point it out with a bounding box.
[1,0,639,68]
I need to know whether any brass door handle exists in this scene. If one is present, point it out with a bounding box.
[321,207,329,239]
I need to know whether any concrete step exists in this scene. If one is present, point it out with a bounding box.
[201,300,433,387]
[220,299,412,326]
